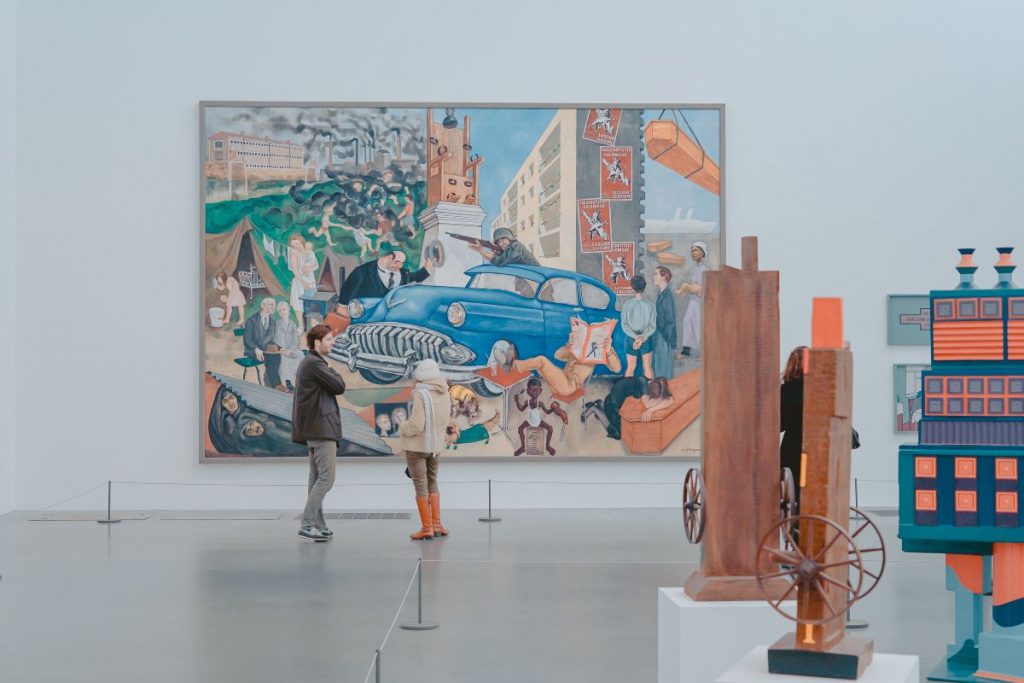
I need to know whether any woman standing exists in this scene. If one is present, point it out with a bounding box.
[676,241,710,358]
[214,271,247,327]
[288,235,318,327]
[399,360,453,541]
[780,346,807,510]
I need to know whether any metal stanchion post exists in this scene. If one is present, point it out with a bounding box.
[96,480,122,524]
[851,478,865,522]
[374,649,381,683]
[847,479,868,628]
[478,479,501,523]
[401,559,439,631]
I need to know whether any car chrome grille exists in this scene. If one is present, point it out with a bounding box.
[348,324,448,362]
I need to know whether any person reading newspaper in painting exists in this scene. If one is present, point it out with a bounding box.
[514,318,621,396]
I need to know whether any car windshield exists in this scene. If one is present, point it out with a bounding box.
[468,272,539,299]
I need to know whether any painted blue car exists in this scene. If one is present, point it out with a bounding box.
[329,264,625,396]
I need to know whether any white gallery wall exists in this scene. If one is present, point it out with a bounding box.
[1,0,17,515]
[10,0,1024,511]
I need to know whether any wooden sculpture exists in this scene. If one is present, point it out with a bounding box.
[683,236,791,601]
[755,298,882,680]
[898,247,1024,682]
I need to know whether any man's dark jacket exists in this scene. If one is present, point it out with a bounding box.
[291,351,347,444]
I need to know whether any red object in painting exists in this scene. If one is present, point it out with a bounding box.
[601,242,635,295]
[582,108,622,146]
[577,199,613,253]
[599,147,633,201]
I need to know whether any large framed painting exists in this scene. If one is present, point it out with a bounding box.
[200,102,724,461]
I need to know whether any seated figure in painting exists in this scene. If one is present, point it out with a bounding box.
[243,297,283,390]
[513,319,622,397]
[512,378,568,456]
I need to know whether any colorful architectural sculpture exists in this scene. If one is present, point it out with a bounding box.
[898,247,1024,682]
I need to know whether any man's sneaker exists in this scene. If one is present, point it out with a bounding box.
[299,527,328,542]
[321,527,333,538]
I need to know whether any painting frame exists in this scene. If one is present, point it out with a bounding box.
[887,294,931,346]
[893,363,929,434]
[199,101,725,463]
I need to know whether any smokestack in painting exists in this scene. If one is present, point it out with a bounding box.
[956,248,978,289]
[995,247,1017,289]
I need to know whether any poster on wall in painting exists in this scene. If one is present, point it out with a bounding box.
[601,241,636,295]
[577,199,613,253]
[887,294,931,345]
[200,103,723,460]
[598,146,633,201]
[582,108,622,145]
[894,363,929,433]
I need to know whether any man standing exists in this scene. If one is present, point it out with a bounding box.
[338,247,434,305]
[469,227,540,267]
[621,274,656,380]
[292,324,347,542]
[243,297,283,389]
[652,266,677,379]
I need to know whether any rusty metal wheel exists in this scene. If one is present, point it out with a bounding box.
[682,468,706,544]
[848,506,886,600]
[756,514,865,625]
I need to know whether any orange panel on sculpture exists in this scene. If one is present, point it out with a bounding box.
[811,298,843,349]
[916,456,937,478]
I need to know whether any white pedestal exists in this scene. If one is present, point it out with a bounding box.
[716,646,919,683]
[658,588,793,683]
[418,202,486,287]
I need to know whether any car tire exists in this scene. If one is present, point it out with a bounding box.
[358,368,404,385]
[470,378,504,398]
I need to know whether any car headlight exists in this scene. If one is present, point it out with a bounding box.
[439,343,475,365]
[348,300,365,318]
[447,302,466,327]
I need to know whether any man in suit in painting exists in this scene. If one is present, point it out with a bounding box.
[243,297,283,389]
[338,246,435,305]
[652,266,678,379]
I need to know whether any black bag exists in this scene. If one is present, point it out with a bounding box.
[851,428,861,450]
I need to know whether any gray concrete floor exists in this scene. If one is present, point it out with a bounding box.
[0,508,949,682]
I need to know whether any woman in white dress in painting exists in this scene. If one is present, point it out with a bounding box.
[675,241,709,358]
[214,271,247,327]
[288,234,318,327]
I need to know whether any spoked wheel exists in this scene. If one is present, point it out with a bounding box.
[682,468,706,544]
[849,506,886,600]
[779,468,797,551]
[756,514,865,625]
[780,467,797,518]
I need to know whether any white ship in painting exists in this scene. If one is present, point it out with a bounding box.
[641,208,717,234]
